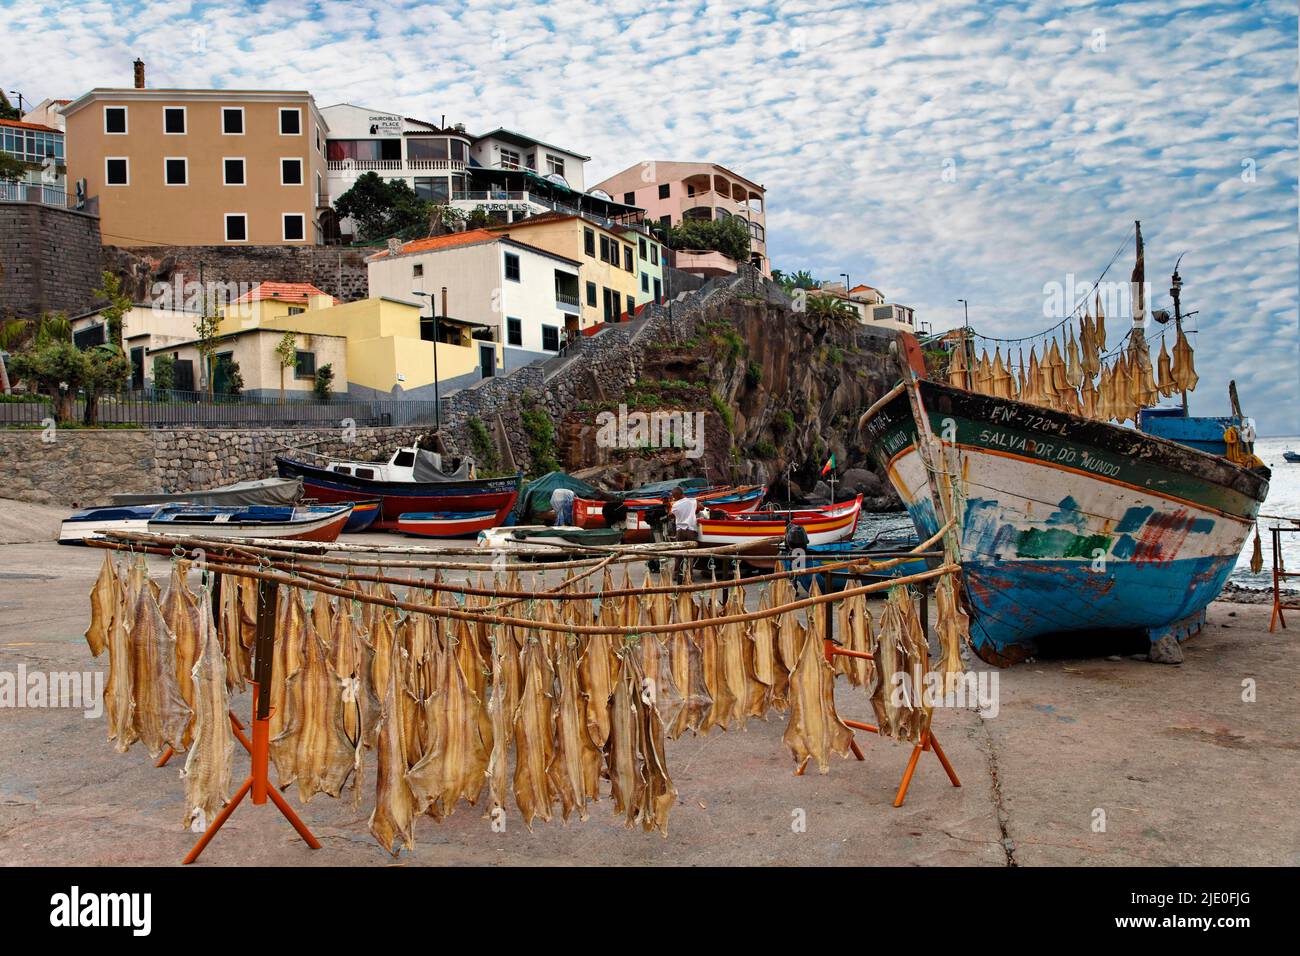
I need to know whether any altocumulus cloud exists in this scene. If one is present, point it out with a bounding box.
[6,0,1297,432]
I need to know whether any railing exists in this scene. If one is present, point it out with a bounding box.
[555,290,581,308]
[0,180,96,213]
[326,159,402,171]
[406,158,467,171]
[0,389,442,428]
[451,190,528,202]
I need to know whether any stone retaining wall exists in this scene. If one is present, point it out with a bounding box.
[0,202,104,319]
[0,424,433,507]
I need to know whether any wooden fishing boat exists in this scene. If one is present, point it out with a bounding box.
[779,532,936,592]
[342,499,382,533]
[275,445,520,530]
[573,483,765,530]
[861,369,1269,665]
[1284,451,1300,464]
[146,503,354,542]
[59,505,167,545]
[477,524,625,552]
[397,510,499,539]
[697,495,862,548]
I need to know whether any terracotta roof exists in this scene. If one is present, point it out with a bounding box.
[849,284,878,294]
[232,281,336,306]
[487,212,576,230]
[367,228,501,260]
[0,118,61,133]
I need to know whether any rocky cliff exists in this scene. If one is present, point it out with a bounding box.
[556,294,902,510]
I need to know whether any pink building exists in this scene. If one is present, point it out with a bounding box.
[592,161,768,276]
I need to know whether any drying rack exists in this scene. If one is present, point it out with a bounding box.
[1269,525,1300,632]
[792,555,962,807]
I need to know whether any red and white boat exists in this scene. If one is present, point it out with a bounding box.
[697,494,863,548]
[396,510,500,539]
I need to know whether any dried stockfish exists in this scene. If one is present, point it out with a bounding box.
[160,560,201,749]
[512,636,555,830]
[369,642,418,856]
[934,573,970,698]
[180,595,233,832]
[781,606,853,773]
[104,561,136,753]
[127,578,193,758]
[85,551,119,657]
[549,633,602,819]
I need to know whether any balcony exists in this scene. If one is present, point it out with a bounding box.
[406,158,467,172]
[326,159,402,171]
[0,180,96,214]
[673,249,738,277]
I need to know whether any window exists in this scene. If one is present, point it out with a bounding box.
[627,294,636,317]
[224,213,247,242]
[287,306,305,315]
[164,158,187,185]
[163,107,186,134]
[651,244,659,265]
[499,147,521,169]
[412,263,424,278]
[223,158,245,185]
[602,287,616,322]
[623,191,635,205]
[413,177,449,202]
[584,228,595,256]
[653,277,662,301]
[658,183,670,199]
[105,157,128,186]
[541,325,560,352]
[280,158,303,185]
[545,154,565,177]
[507,317,522,347]
[222,107,244,135]
[316,126,322,153]
[279,108,302,135]
[504,252,520,282]
[598,235,610,262]
[282,213,306,242]
[641,272,649,292]
[659,214,671,228]
[294,350,316,378]
[639,237,647,259]
[104,106,127,134]
[623,245,633,272]
[585,281,597,307]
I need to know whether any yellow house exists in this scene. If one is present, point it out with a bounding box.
[491,214,640,327]
[218,281,501,398]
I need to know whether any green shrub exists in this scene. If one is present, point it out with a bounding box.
[520,392,558,477]
[745,359,763,387]
[710,390,734,432]
[466,415,502,474]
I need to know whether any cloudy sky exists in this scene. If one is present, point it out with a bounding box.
[8,0,1299,432]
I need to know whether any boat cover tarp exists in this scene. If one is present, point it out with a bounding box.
[411,450,474,482]
[616,477,711,499]
[110,477,303,507]
[515,472,603,520]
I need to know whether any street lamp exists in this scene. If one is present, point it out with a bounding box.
[8,91,25,115]
[841,273,850,293]
[412,290,442,430]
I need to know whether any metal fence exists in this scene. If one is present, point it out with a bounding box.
[0,389,443,428]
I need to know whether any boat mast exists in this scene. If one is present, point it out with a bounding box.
[1169,254,1189,415]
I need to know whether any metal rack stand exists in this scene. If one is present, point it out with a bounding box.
[1269,525,1300,632]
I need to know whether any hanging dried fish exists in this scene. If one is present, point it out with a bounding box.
[218,576,251,695]
[1095,292,1107,351]
[1024,347,1042,405]
[483,630,514,818]
[947,342,969,390]
[631,652,676,836]
[127,577,193,758]
[369,643,418,857]
[1048,338,1068,395]
[270,616,357,803]
[85,551,119,657]
[747,594,780,716]
[579,630,617,748]
[1080,375,1099,420]
[834,590,874,688]
[549,633,602,819]
[104,561,136,753]
[605,650,643,826]
[512,636,555,830]
[781,607,854,773]
[892,587,932,743]
[638,630,684,734]
[934,574,969,699]
[407,624,490,821]
[159,560,201,749]
[1081,311,1100,379]
[269,587,308,745]
[1156,334,1176,398]
[870,593,905,738]
[180,595,233,832]
[991,348,1012,399]
[1065,325,1083,389]
[1171,326,1198,393]
[329,597,370,804]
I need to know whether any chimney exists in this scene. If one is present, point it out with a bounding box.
[440,287,448,319]
[133,58,145,89]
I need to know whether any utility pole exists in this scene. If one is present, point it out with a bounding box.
[957,298,974,375]
[1169,257,1188,415]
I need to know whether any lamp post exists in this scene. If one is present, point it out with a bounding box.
[8,91,25,115]
[957,298,974,371]
[413,290,441,430]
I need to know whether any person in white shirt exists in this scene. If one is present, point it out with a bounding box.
[550,487,576,526]
[670,488,698,538]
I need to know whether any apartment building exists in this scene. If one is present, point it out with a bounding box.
[367,228,581,372]
[490,214,641,329]
[0,117,66,201]
[593,161,769,275]
[320,105,643,235]
[625,227,666,306]
[62,61,329,246]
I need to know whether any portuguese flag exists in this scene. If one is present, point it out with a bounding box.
[820,453,836,476]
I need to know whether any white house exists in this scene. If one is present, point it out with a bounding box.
[366,228,582,373]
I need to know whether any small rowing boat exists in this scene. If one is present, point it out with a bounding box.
[59,505,166,545]
[342,499,382,533]
[147,503,354,542]
[397,510,499,539]
[477,525,625,552]
[697,495,863,548]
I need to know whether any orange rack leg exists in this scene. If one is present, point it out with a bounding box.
[929,731,961,788]
[182,682,320,864]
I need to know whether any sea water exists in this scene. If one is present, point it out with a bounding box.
[859,435,1300,590]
